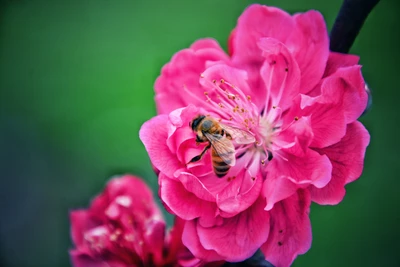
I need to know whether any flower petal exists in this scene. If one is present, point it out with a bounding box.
[268,147,332,188]
[230,4,294,64]
[323,52,359,77]
[258,38,301,112]
[317,65,367,124]
[261,189,312,267]
[69,250,128,267]
[263,176,298,211]
[139,114,184,177]
[216,171,262,217]
[70,210,94,247]
[155,40,228,114]
[310,121,370,204]
[159,173,217,224]
[286,10,329,94]
[197,197,270,262]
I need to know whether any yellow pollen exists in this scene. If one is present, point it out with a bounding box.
[261,159,265,165]
[220,79,225,84]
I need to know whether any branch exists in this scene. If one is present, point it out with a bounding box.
[329,0,380,53]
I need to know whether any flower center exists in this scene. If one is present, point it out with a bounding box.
[196,75,284,170]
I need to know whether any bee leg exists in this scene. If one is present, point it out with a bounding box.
[196,135,205,143]
[189,143,211,163]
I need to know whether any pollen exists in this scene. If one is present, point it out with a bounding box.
[220,79,225,84]
[261,159,265,165]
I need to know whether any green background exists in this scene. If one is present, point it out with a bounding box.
[0,0,399,266]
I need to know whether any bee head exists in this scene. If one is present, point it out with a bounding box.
[190,115,206,131]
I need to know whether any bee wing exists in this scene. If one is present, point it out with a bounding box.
[222,124,256,145]
[204,132,236,166]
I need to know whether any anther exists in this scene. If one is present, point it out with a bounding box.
[204,91,208,95]
[212,79,216,84]
[294,116,299,121]
[247,95,251,101]
[220,79,225,84]
[261,159,265,165]
[272,105,277,109]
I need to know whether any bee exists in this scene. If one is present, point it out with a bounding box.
[188,115,255,177]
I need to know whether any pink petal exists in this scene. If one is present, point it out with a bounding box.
[258,38,301,112]
[159,173,218,223]
[261,190,312,267]
[268,148,332,188]
[70,210,95,247]
[277,115,314,156]
[182,220,225,262]
[331,66,368,124]
[216,172,262,217]
[323,52,359,77]
[311,121,370,204]
[177,172,216,202]
[263,176,298,211]
[140,114,184,177]
[69,250,128,267]
[143,220,166,264]
[286,11,329,94]
[196,197,270,262]
[155,42,228,114]
[309,103,346,148]
[190,38,224,51]
[230,4,294,64]
[317,66,367,124]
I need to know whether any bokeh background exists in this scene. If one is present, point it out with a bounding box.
[0,0,399,266]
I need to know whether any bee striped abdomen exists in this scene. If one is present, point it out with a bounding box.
[211,147,231,177]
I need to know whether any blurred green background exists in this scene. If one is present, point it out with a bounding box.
[0,0,399,266]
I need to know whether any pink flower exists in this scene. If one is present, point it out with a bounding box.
[69,175,221,267]
[140,4,370,267]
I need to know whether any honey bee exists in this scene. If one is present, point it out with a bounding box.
[188,115,255,177]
